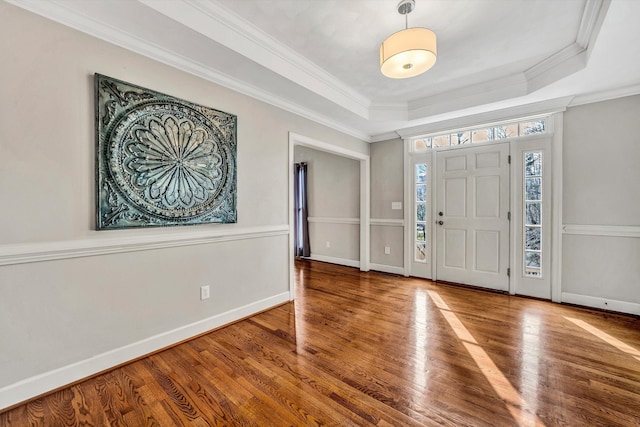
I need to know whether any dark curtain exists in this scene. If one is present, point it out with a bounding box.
[294,162,311,257]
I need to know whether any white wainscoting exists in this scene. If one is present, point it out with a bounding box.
[0,225,289,266]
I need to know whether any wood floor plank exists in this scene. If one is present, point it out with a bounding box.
[2,259,640,426]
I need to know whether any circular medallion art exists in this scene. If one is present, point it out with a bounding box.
[96,75,237,229]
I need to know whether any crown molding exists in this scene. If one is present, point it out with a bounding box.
[525,0,609,92]
[5,0,617,144]
[569,83,640,107]
[370,131,402,143]
[408,73,528,121]
[396,96,573,139]
[577,0,611,52]
[525,42,587,93]
[5,0,371,142]
[138,0,372,119]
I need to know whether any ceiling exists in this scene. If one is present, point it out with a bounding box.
[9,0,640,141]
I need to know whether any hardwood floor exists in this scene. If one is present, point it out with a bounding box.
[2,259,640,426]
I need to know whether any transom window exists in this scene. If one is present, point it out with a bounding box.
[413,116,547,151]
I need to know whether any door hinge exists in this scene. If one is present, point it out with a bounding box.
[508,155,511,164]
[507,268,511,277]
[507,211,511,221]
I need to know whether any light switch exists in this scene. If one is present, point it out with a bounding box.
[392,202,402,210]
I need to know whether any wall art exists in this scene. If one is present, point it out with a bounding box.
[95,74,237,229]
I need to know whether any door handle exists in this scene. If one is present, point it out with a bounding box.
[438,211,444,216]
[438,221,444,226]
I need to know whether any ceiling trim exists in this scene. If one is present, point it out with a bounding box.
[569,83,640,107]
[524,0,609,93]
[6,0,623,144]
[577,0,611,51]
[408,74,528,120]
[370,131,402,143]
[138,0,372,119]
[394,96,573,139]
[6,0,372,141]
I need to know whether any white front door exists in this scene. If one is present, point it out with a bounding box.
[435,143,510,291]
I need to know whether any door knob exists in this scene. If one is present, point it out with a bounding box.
[438,211,444,216]
[438,221,444,226]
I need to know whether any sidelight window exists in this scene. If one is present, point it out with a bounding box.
[523,151,543,277]
[415,163,427,262]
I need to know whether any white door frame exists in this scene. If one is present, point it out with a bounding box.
[288,132,370,300]
[403,111,564,301]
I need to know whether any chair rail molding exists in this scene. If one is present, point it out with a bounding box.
[563,224,640,238]
[0,225,289,266]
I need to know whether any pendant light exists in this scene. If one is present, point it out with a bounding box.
[380,0,437,79]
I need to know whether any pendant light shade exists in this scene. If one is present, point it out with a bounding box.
[380,27,437,79]
[380,0,437,79]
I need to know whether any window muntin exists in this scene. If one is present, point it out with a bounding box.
[523,151,543,277]
[415,163,428,263]
[412,117,548,151]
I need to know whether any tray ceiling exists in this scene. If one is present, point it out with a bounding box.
[8,0,640,141]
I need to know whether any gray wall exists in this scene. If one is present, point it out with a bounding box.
[562,95,640,304]
[0,2,368,408]
[294,146,360,262]
[370,138,404,268]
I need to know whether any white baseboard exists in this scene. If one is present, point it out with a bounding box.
[307,254,360,269]
[562,292,640,316]
[0,292,290,411]
[370,263,405,276]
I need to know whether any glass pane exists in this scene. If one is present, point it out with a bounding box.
[450,131,470,145]
[416,223,425,241]
[525,202,541,225]
[416,184,426,202]
[525,152,542,176]
[525,267,541,277]
[416,164,426,183]
[525,227,541,250]
[525,178,542,201]
[472,128,491,143]
[525,251,541,268]
[415,138,430,150]
[432,134,450,147]
[519,119,546,136]
[416,203,426,221]
[415,242,426,261]
[493,124,517,139]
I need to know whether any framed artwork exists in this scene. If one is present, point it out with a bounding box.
[95,74,237,229]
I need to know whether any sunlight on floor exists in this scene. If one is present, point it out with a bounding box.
[564,317,640,361]
[427,290,545,427]
[413,290,429,390]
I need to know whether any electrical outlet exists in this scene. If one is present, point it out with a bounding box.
[326,241,331,248]
[200,285,210,300]
[392,202,402,210]
[384,246,391,255]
